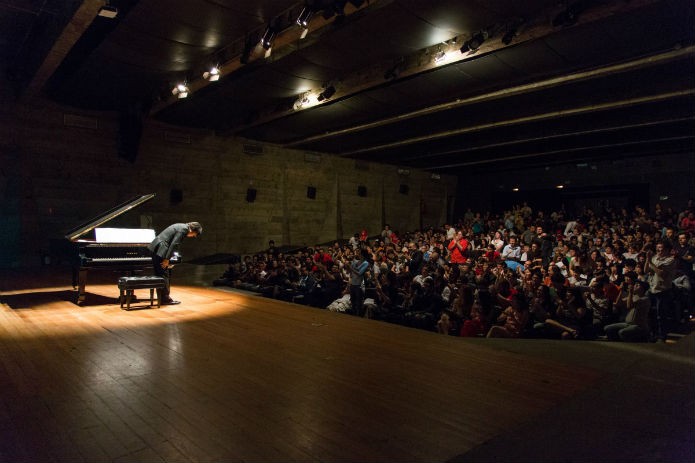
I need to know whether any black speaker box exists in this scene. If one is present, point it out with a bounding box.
[399,184,409,195]
[246,188,257,202]
[307,186,317,199]
[357,185,367,197]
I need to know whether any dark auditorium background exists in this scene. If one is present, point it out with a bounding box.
[0,0,693,268]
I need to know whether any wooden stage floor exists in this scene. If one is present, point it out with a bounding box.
[0,266,693,462]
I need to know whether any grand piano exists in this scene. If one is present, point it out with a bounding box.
[52,193,179,304]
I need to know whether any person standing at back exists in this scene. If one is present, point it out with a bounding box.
[644,240,676,341]
[148,221,203,305]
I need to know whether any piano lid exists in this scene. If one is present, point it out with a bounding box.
[64,193,156,241]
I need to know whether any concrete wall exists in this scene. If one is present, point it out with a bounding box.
[0,99,457,268]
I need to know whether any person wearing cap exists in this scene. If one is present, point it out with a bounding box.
[148,221,203,305]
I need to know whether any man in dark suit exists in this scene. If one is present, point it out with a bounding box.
[148,222,203,304]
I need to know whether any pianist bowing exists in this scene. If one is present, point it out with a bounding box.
[148,222,203,305]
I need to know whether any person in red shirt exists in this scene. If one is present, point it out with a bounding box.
[447,230,469,264]
[680,211,695,235]
[359,229,368,243]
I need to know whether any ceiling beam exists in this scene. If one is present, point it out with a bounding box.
[392,116,695,163]
[232,0,665,135]
[337,88,695,156]
[23,0,105,99]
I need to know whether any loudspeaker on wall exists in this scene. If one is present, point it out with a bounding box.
[307,186,317,199]
[357,185,367,197]
[246,188,257,202]
[399,184,409,195]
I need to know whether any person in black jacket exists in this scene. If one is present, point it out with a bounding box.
[148,222,203,304]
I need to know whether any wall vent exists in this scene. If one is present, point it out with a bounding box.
[63,114,98,129]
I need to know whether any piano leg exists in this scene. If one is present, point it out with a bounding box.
[77,268,88,305]
[71,266,78,289]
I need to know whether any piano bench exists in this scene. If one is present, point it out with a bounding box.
[117,276,167,310]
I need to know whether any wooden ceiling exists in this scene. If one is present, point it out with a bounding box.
[3,0,694,174]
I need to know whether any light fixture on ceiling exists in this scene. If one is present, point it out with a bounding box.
[97,1,118,18]
[296,7,313,28]
[430,173,441,181]
[260,26,277,50]
[293,91,318,110]
[317,85,336,102]
[296,7,313,39]
[433,49,447,65]
[502,18,524,45]
[502,27,518,45]
[171,83,190,99]
[460,31,489,53]
[203,66,220,81]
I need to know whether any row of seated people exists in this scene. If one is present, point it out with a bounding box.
[212,202,695,342]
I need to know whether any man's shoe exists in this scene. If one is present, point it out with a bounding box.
[163,299,181,305]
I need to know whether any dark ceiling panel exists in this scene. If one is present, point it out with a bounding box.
[1,0,692,174]
[493,41,568,78]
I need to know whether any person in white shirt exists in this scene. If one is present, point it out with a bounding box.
[501,236,523,272]
[645,240,677,341]
[445,224,456,241]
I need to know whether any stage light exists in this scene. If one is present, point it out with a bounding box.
[171,83,189,99]
[203,66,220,81]
[296,7,313,28]
[294,92,317,110]
[433,50,448,65]
[460,31,488,53]
[260,26,277,50]
[502,27,517,45]
[317,85,336,101]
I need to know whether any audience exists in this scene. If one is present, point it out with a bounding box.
[214,201,695,343]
